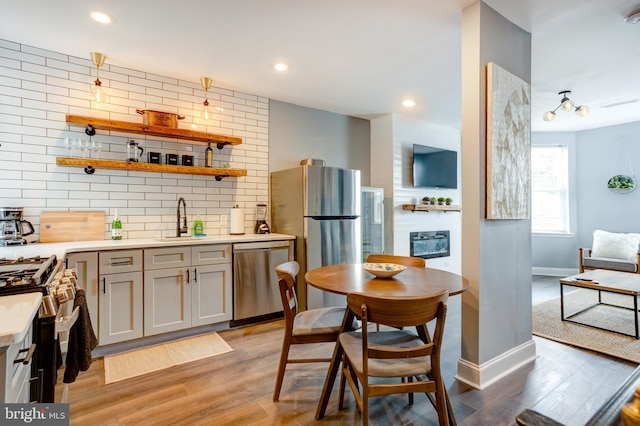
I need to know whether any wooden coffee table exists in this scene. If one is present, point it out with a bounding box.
[559,269,640,339]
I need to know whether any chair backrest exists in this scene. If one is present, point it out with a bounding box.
[366,254,425,268]
[347,291,448,368]
[346,290,448,328]
[275,261,300,324]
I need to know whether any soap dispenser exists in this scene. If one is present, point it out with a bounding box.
[193,214,205,236]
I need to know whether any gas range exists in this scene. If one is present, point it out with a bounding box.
[0,255,59,296]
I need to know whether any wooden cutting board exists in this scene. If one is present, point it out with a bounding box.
[40,211,105,243]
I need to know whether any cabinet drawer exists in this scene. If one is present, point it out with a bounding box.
[144,246,191,270]
[191,244,231,266]
[99,250,142,274]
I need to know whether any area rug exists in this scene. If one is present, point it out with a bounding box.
[103,332,233,384]
[532,289,640,363]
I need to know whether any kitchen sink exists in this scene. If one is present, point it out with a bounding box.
[154,236,206,242]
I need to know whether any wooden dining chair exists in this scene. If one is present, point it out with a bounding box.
[338,290,450,426]
[273,260,350,402]
[366,253,426,268]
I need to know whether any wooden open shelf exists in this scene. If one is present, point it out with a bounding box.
[65,114,242,148]
[402,204,461,212]
[56,157,247,180]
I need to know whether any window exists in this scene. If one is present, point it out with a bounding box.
[531,145,569,233]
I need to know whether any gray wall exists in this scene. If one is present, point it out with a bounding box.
[460,1,532,373]
[531,121,640,274]
[268,100,371,181]
[576,121,640,249]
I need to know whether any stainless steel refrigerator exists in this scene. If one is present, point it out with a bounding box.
[271,164,361,310]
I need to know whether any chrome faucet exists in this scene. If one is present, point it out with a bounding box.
[177,197,188,237]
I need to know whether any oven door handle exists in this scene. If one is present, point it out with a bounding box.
[15,343,36,365]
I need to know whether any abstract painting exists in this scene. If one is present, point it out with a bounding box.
[486,62,531,220]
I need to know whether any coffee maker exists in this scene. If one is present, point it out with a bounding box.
[0,207,35,246]
[254,203,270,234]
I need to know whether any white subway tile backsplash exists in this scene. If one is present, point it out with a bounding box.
[1,38,270,238]
[45,58,88,74]
[0,94,21,106]
[0,47,45,65]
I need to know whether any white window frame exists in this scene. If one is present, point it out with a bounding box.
[531,144,570,234]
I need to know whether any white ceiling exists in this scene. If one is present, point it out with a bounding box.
[1,0,639,132]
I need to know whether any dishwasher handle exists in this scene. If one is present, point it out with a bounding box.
[233,241,291,252]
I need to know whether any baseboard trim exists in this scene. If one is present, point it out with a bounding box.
[532,266,579,277]
[455,339,537,389]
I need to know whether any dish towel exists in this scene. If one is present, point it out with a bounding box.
[62,289,97,400]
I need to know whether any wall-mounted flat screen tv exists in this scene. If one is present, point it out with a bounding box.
[412,144,458,189]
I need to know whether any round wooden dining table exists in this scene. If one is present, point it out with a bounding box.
[305,263,469,297]
[306,263,468,423]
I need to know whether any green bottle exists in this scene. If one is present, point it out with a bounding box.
[111,209,122,240]
[193,214,204,236]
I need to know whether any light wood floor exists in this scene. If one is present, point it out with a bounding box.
[56,276,637,425]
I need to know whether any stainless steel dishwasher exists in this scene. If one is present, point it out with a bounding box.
[232,240,293,326]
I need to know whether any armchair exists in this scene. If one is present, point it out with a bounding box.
[579,230,640,274]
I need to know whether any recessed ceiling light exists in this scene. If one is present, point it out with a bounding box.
[402,99,416,107]
[91,11,112,24]
[274,63,288,71]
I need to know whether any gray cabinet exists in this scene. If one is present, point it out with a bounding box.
[98,250,143,345]
[65,252,99,338]
[144,245,232,336]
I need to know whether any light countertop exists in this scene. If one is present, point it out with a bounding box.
[0,233,295,260]
[0,293,42,347]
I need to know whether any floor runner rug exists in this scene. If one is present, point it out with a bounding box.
[103,332,233,384]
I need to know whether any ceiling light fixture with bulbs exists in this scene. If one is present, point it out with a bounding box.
[542,90,589,122]
[89,52,107,109]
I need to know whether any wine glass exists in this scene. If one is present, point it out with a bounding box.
[64,138,73,157]
[91,140,103,159]
[79,139,88,158]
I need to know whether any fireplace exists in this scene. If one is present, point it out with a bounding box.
[410,231,450,259]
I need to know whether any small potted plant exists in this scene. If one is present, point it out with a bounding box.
[422,197,430,205]
[445,197,453,205]
[437,197,445,205]
[430,197,437,205]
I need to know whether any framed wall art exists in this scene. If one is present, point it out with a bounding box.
[486,62,531,220]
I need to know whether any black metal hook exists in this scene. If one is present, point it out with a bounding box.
[85,124,96,136]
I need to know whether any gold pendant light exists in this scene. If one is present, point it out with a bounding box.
[200,77,213,120]
[90,52,107,109]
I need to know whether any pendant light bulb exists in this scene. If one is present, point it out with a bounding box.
[543,111,556,121]
[89,52,108,109]
[200,77,213,121]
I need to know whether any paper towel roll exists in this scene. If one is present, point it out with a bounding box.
[230,207,244,235]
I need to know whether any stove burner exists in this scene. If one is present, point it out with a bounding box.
[0,255,57,292]
[0,256,46,266]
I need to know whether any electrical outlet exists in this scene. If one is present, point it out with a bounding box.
[220,215,228,226]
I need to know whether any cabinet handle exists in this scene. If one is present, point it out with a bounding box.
[194,268,197,283]
[102,277,106,294]
[186,269,190,284]
[15,343,36,365]
[110,261,132,267]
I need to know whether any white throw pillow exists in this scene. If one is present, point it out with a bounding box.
[591,230,640,262]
